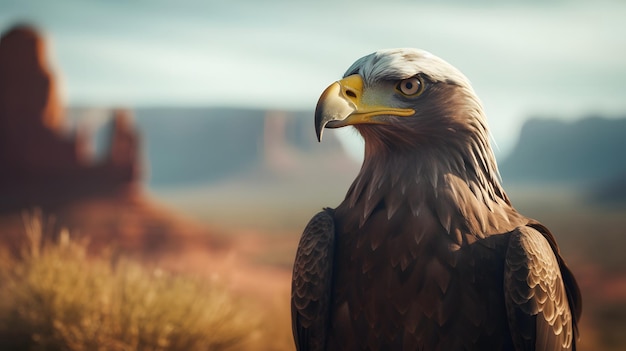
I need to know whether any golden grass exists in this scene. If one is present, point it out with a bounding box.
[0,213,255,351]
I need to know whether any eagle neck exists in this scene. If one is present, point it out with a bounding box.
[338,140,519,244]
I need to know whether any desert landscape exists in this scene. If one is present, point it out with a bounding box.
[0,19,625,351]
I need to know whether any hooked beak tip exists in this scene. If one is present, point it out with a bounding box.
[314,81,352,142]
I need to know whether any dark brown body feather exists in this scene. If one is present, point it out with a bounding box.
[293,184,580,350]
[291,49,581,351]
[329,205,517,350]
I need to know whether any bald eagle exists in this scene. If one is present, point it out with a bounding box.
[291,49,581,351]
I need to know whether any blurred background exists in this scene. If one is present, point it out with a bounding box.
[0,0,625,350]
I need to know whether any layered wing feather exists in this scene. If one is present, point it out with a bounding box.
[504,226,577,351]
[291,209,335,351]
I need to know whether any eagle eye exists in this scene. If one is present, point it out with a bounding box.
[397,76,424,96]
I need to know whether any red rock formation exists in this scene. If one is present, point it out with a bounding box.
[263,110,297,173]
[0,24,141,211]
[108,109,141,180]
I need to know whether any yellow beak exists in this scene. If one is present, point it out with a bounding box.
[314,74,414,141]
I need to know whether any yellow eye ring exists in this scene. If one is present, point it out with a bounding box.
[397,76,424,96]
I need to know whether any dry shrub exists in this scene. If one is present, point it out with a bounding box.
[0,213,255,351]
[247,294,294,351]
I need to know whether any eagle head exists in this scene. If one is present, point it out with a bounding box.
[315,48,489,158]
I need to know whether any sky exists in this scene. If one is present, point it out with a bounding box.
[1,0,626,159]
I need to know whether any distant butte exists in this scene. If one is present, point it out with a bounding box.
[0,24,141,212]
[0,24,226,264]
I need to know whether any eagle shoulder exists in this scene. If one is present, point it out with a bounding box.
[291,208,335,351]
[504,225,577,351]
